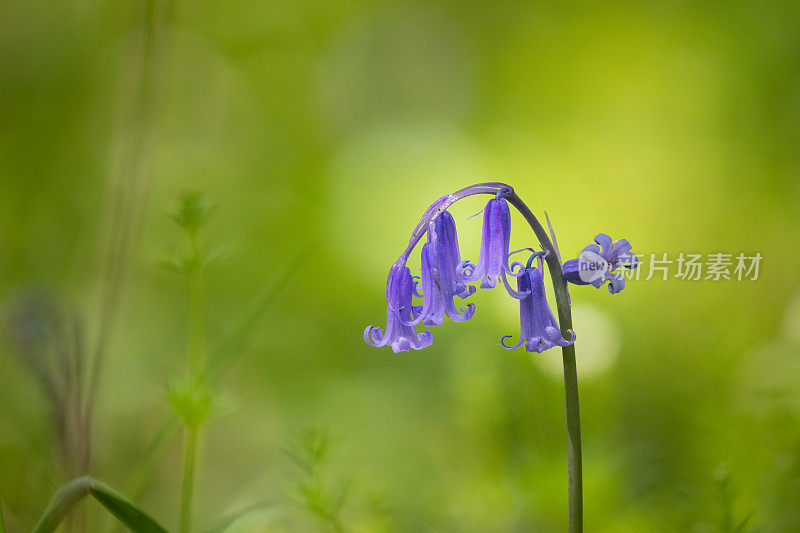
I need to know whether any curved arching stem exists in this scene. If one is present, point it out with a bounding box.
[401,182,583,532]
[505,192,583,533]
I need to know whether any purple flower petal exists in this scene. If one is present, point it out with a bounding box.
[461,198,525,298]
[501,263,576,353]
[594,233,613,253]
[364,261,434,353]
[407,212,477,327]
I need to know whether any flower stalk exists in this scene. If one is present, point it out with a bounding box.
[505,192,583,533]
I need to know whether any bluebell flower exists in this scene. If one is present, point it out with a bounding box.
[562,233,638,294]
[502,253,576,353]
[459,197,528,298]
[405,211,476,326]
[364,261,433,353]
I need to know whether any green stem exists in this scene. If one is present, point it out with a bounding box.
[1,496,6,533]
[82,0,159,474]
[180,233,206,532]
[179,427,198,533]
[186,264,206,379]
[506,194,583,532]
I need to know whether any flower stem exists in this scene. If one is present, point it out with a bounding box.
[179,426,198,533]
[506,193,583,533]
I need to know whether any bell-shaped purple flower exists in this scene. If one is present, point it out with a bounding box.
[406,211,476,326]
[364,261,433,353]
[562,233,638,294]
[501,256,576,353]
[459,197,527,298]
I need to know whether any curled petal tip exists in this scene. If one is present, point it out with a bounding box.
[608,274,626,294]
[500,334,523,350]
[505,260,527,277]
[363,325,382,347]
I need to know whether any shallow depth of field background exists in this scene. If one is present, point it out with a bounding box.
[2,1,800,531]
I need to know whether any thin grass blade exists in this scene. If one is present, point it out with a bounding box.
[205,238,315,380]
[32,477,91,533]
[88,479,168,532]
[32,477,167,533]
[204,500,278,533]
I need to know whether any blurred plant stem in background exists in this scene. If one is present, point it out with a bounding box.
[83,0,174,473]
[168,193,213,533]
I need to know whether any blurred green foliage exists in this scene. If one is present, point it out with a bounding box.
[1,0,800,531]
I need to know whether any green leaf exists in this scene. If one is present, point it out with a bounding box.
[172,191,212,236]
[88,480,168,533]
[32,477,167,533]
[329,478,352,516]
[33,477,91,533]
[168,378,212,429]
[733,511,754,533]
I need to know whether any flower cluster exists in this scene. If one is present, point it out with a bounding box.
[364,185,637,353]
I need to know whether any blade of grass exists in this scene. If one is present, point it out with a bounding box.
[88,479,168,533]
[125,414,182,501]
[1,496,6,533]
[33,477,91,533]
[32,477,167,533]
[734,512,754,533]
[204,500,278,533]
[106,414,180,533]
[203,238,316,381]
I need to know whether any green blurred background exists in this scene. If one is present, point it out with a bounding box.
[1,1,799,531]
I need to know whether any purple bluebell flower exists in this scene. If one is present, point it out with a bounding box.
[364,261,433,353]
[502,253,576,353]
[562,233,638,294]
[405,211,476,326]
[459,197,528,298]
